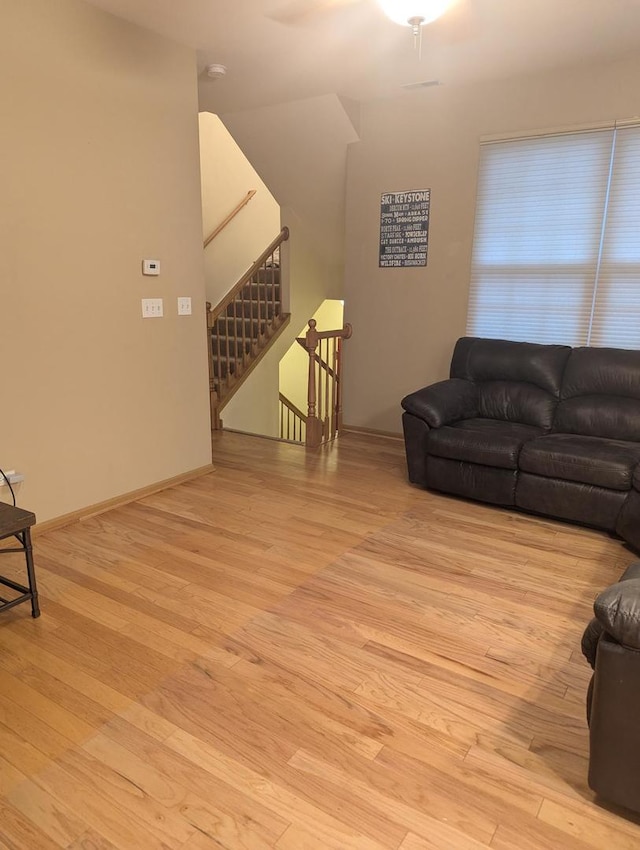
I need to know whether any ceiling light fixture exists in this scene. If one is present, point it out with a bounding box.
[377,0,452,55]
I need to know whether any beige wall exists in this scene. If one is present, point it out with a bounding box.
[222,94,359,276]
[1,0,212,521]
[343,51,640,434]
[199,112,280,308]
[221,356,281,439]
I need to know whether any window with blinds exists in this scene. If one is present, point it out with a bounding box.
[467,124,640,349]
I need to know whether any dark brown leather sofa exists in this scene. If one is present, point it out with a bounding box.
[582,562,640,812]
[401,337,640,551]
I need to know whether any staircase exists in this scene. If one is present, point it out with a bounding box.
[278,319,353,447]
[207,227,291,429]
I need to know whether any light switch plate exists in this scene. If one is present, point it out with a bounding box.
[141,298,163,318]
[177,296,192,316]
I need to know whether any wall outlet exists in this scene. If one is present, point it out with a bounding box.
[0,471,25,486]
[177,297,192,316]
[141,298,163,318]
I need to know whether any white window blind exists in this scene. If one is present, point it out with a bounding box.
[467,125,640,349]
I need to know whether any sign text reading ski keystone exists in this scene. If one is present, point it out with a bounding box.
[379,189,430,268]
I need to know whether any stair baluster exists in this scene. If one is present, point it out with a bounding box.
[279,393,307,443]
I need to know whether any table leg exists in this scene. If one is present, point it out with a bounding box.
[23,528,40,618]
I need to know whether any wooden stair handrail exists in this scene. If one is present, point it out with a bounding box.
[278,392,307,423]
[296,338,337,379]
[208,227,290,322]
[204,190,257,248]
[306,324,353,342]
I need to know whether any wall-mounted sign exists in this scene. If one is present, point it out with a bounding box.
[379,189,430,268]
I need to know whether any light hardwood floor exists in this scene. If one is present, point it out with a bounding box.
[1,430,639,849]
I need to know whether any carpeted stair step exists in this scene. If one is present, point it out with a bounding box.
[227,300,278,321]
[215,316,266,336]
[210,335,253,358]
[240,282,281,301]
[251,267,280,286]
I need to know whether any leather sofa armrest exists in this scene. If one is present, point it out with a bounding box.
[583,564,640,666]
[582,619,603,670]
[401,379,478,428]
[588,635,640,813]
[594,576,640,650]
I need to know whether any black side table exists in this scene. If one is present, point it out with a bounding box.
[0,503,40,618]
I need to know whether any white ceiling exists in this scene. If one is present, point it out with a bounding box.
[83,0,640,113]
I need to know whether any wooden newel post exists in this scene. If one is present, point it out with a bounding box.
[303,319,323,448]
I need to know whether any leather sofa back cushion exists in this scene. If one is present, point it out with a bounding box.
[554,396,640,441]
[562,346,640,399]
[555,346,640,441]
[478,381,557,429]
[451,337,571,395]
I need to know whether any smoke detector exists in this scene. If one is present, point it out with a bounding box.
[206,64,227,80]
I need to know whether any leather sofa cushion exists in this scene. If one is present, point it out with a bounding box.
[450,337,571,395]
[554,395,640,442]
[556,346,640,441]
[635,466,640,491]
[520,433,640,491]
[478,381,558,429]
[562,346,640,400]
[427,418,542,470]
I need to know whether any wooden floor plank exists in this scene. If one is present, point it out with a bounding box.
[0,430,638,849]
[400,827,491,850]
[67,830,121,850]
[0,800,62,850]
[7,778,89,848]
[287,746,501,844]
